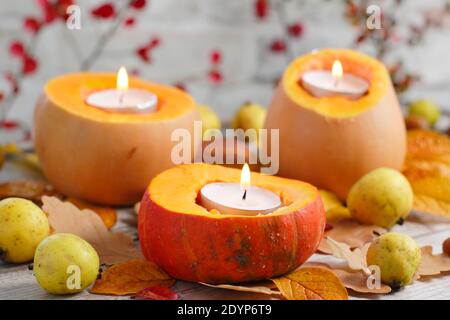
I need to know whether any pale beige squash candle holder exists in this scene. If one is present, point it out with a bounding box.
[265,49,406,199]
[34,73,199,206]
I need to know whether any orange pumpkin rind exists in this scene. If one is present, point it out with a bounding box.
[138,164,326,284]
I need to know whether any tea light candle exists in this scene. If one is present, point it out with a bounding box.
[301,60,369,99]
[86,66,158,113]
[199,163,281,216]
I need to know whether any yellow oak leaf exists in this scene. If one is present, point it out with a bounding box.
[91,259,174,296]
[319,189,351,221]
[403,130,450,218]
[271,267,348,300]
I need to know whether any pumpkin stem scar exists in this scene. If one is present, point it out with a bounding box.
[396,217,405,225]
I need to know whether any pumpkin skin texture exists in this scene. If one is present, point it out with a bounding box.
[265,49,406,200]
[138,164,326,284]
[34,73,199,206]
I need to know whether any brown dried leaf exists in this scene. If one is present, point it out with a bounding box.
[271,267,348,300]
[305,262,391,294]
[199,282,281,296]
[42,196,142,264]
[67,197,117,229]
[0,180,59,204]
[329,268,391,294]
[417,246,450,278]
[324,237,370,273]
[91,259,174,296]
[318,219,385,254]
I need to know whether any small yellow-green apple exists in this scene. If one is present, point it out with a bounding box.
[33,233,99,294]
[347,168,413,228]
[367,232,421,289]
[0,197,50,263]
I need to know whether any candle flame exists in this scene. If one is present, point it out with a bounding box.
[116,66,129,91]
[240,163,251,189]
[331,60,343,86]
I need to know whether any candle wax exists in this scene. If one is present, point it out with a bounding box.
[301,70,369,99]
[86,88,158,114]
[199,182,281,216]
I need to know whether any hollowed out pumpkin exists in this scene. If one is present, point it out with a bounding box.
[265,49,406,199]
[138,163,326,284]
[34,73,199,205]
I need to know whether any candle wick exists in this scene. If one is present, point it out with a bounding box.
[119,92,124,105]
[333,77,340,88]
[242,189,247,200]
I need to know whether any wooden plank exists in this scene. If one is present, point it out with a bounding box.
[1,162,450,300]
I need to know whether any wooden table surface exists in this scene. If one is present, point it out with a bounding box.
[1,161,450,300]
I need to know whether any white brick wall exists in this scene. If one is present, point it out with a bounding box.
[0,0,449,130]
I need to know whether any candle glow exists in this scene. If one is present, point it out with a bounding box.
[331,60,343,86]
[116,66,129,91]
[85,66,158,113]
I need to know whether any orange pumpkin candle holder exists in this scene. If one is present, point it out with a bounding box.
[34,73,199,205]
[265,49,406,199]
[138,164,326,284]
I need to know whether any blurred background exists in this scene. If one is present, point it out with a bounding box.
[1,0,450,140]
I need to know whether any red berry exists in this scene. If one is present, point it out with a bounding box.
[255,0,268,19]
[24,17,41,34]
[131,0,146,10]
[124,17,136,27]
[0,120,18,129]
[136,47,150,63]
[148,37,161,49]
[270,39,286,53]
[9,41,25,58]
[208,70,223,84]
[91,3,116,19]
[37,0,56,23]
[210,50,221,64]
[22,55,38,75]
[287,23,304,38]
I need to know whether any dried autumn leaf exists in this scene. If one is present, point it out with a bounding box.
[271,267,348,300]
[199,282,281,296]
[317,218,385,254]
[328,267,391,294]
[91,259,175,296]
[67,197,117,229]
[0,180,59,204]
[319,189,351,221]
[403,129,450,218]
[305,262,391,294]
[324,237,370,274]
[134,286,178,300]
[417,246,450,278]
[42,196,142,264]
